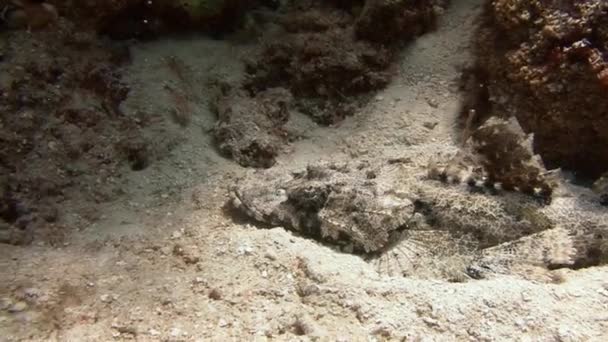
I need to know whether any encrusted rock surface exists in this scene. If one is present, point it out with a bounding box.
[213,87,293,168]
[46,0,260,39]
[470,0,608,180]
[244,0,448,125]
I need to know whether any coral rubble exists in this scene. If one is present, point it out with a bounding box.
[213,87,292,168]
[0,17,154,244]
[245,0,448,125]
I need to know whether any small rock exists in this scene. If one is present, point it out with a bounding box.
[556,326,584,342]
[169,327,183,337]
[0,229,15,244]
[170,231,182,240]
[423,121,438,130]
[293,314,324,337]
[193,277,206,285]
[255,324,273,337]
[100,294,113,303]
[514,318,528,331]
[0,297,13,310]
[113,325,138,336]
[422,317,440,327]
[297,283,321,297]
[148,328,161,336]
[218,319,229,327]
[8,301,28,313]
[172,244,200,264]
[208,288,222,300]
[237,244,254,256]
[426,98,439,108]
[371,325,392,338]
[23,288,40,299]
[341,244,354,254]
[521,291,533,302]
[264,251,277,261]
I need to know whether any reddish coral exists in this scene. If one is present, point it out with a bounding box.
[471,0,608,179]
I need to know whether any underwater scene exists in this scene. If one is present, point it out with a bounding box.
[1,0,608,340]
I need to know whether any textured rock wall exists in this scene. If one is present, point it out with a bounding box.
[43,0,257,39]
[471,0,608,180]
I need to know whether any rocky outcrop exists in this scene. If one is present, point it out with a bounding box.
[245,0,449,125]
[213,87,292,168]
[469,0,608,180]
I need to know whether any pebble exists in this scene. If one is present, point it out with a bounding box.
[423,121,438,130]
[8,301,28,313]
[100,294,114,303]
[218,319,229,327]
[237,244,254,256]
[208,288,222,300]
[23,288,40,298]
[148,328,160,336]
[0,298,12,310]
[427,98,439,108]
[169,327,184,337]
[514,318,528,331]
[264,251,277,261]
[293,314,324,337]
[556,326,584,342]
[341,244,354,254]
[422,317,440,327]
